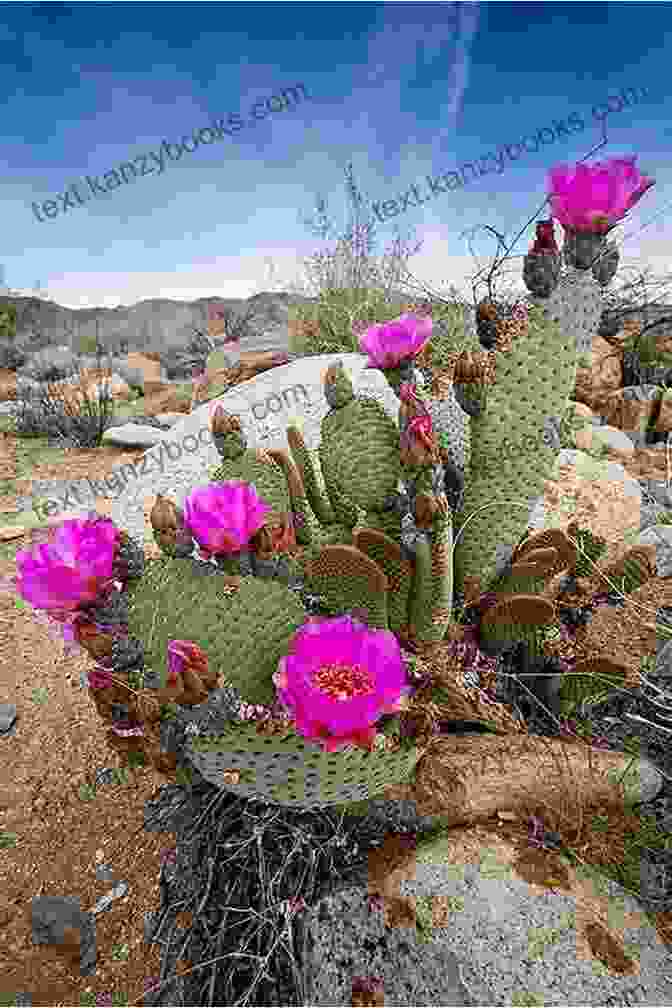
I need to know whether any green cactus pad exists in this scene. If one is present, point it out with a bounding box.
[305,544,389,629]
[454,301,574,597]
[287,424,337,526]
[618,548,654,594]
[320,395,401,516]
[210,454,292,519]
[127,559,307,706]
[186,721,422,808]
[353,528,413,635]
[558,659,627,714]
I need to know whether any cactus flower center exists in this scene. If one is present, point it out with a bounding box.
[312,662,375,700]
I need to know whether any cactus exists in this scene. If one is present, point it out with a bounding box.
[288,361,404,547]
[122,551,424,808]
[128,559,308,706]
[592,240,619,287]
[56,155,656,812]
[208,408,312,548]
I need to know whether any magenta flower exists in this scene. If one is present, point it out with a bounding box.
[14,516,120,614]
[111,720,144,737]
[88,665,115,690]
[167,639,209,685]
[548,156,655,234]
[358,313,432,369]
[182,481,272,557]
[272,616,411,753]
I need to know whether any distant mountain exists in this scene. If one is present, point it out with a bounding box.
[0,291,324,358]
[0,287,435,360]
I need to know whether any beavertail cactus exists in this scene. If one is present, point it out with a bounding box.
[288,361,404,547]
[453,155,655,614]
[208,405,312,550]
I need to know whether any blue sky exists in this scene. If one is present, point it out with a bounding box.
[2,1,670,310]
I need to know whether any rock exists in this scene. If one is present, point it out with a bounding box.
[632,525,672,578]
[30,894,97,975]
[574,423,636,459]
[527,448,642,543]
[0,703,17,733]
[600,385,662,447]
[123,351,166,387]
[390,824,670,1007]
[154,412,187,427]
[300,884,472,1006]
[574,333,623,412]
[101,423,169,448]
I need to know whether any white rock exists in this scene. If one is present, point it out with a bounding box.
[634,524,672,578]
[574,423,636,458]
[154,412,186,426]
[101,423,168,448]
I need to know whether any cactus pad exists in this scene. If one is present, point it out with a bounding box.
[320,395,402,516]
[305,544,389,629]
[186,721,422,808]
[559,657,627,714]
[127,559,308,707]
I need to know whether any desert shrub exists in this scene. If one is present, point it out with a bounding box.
[288,286,408,356]
[14,384,116,447]
[20,346,80,383]
[0,343,27,370]
[14,350,117,447]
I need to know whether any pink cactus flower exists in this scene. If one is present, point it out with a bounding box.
[402,414,436,454]
[14,516,120,614]
[272,615,412,753]
[182,481,272,557]
[548,156,655,234]
[87,665,115,690]
[111,720,145,737]
[358,313,432,369]
[167,639,209,685]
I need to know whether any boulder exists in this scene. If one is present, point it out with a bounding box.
[527,448,642,544]
[573,334,623,412]
[101,423,168,448]
[574,423,636,460]
[599,385,661,446]
[154,412,187,427]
